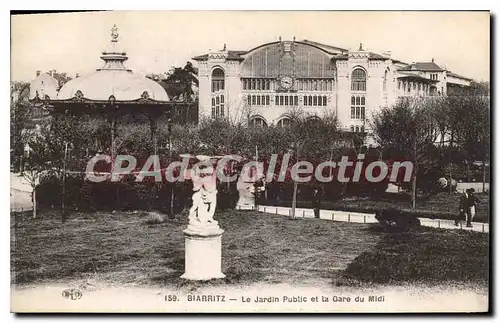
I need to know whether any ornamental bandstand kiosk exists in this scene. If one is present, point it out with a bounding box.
[34,25,174,161]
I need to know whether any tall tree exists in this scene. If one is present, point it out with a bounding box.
[371,97,439,208]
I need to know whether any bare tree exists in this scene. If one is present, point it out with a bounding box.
[371,97,439,208]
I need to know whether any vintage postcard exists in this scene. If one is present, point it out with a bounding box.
[10,10,490,313]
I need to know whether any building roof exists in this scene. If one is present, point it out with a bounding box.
[56,25,169,102]
[300,39,348,54]
[446,71,472,81]
[192,50,247,61]
[399,61,444,72]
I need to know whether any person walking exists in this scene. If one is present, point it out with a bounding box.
[455,188,479,227]
[312,187,322,219]
[467,188,480,227]
[456,189,471,227]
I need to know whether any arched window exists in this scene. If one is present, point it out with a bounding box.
[250,116,268,128]
[277,117,291,128]
[211,68,225,93]
[351,68,366,92]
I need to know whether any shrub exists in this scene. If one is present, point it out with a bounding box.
[374,208,421,232]
[143,212,165,224]
[35,175,241,213]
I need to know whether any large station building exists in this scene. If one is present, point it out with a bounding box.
[193,39,472,137]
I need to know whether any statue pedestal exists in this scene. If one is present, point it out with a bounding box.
[180,224,225,280]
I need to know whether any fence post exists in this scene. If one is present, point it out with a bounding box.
[275,208,278,215]
[302,210,305,218]
[438,221,440,228]
[348,214,351,223]
[364,215,366,224]
[332,213,335,221]
[264,206,266,213]
[482,224,485,233]
[460,222,463,230]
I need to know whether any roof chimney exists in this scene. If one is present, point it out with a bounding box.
[432,58,434,63]
[36,70,41,77]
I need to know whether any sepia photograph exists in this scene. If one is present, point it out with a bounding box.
[9,10,490,313]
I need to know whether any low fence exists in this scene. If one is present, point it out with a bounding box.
[240,205,490,234]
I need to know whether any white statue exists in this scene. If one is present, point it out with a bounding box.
[188,157,218,227]
[236,164,265,210]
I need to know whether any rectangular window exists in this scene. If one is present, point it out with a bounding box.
[313,96,317,106]
[256,95,261,105]
[351,107,355,119]
[323,96,327,106]
[294,95,298,106]
[212,107,216,118]
[252,95,256,105]
[361,107,365,120]
[220,104,224,117]
[284,96,289,106]
[266,95,270,105]
[356,107,360,119]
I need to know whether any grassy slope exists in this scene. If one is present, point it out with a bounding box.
[342,226,489,286]
[11,210,381,288]
[263,192,490,223]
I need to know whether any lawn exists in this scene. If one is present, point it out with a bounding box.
[11,209,490,290]
[263,191,490,223]
[11,210,382,288]
[341,226,490,286]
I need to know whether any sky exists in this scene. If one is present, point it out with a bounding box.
[11,11,490,82]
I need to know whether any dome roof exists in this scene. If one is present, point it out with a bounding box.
[56,25,169,102]
[57,69,169,101]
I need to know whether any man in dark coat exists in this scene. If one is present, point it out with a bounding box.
[456,188,479,227]
[312,187,322,219]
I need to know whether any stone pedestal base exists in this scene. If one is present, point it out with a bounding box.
[236,202,255,210]
[180,224,225,281]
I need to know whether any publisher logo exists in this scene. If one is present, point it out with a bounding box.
[62,288,83,300]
